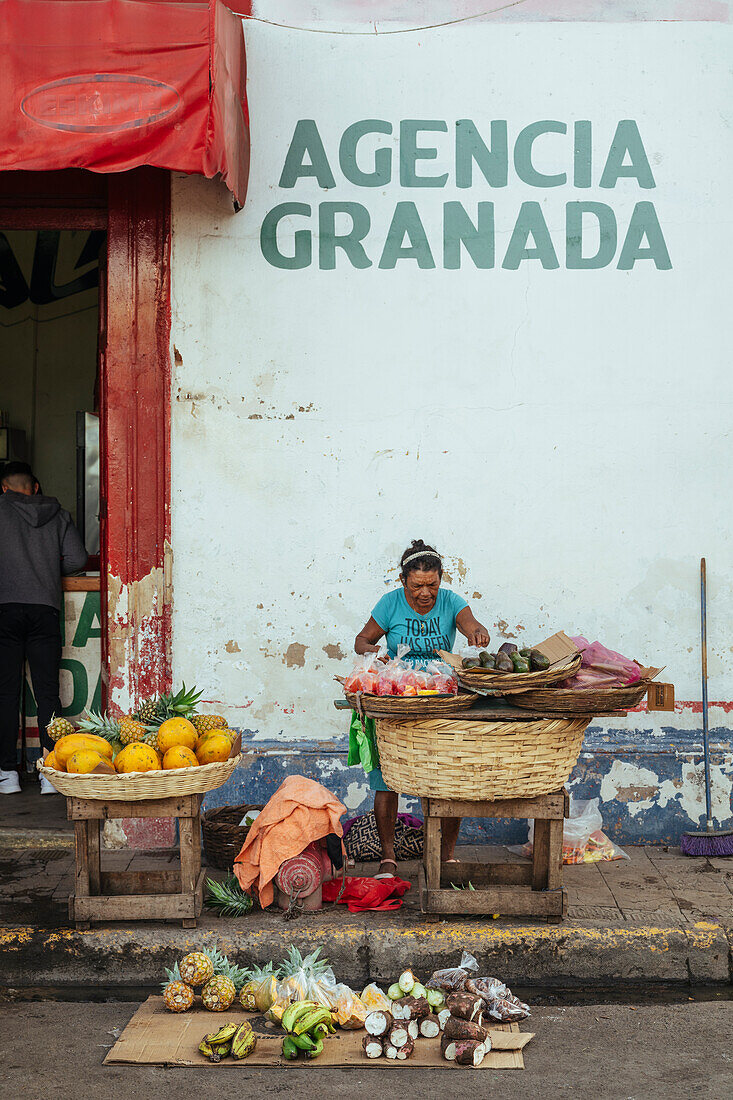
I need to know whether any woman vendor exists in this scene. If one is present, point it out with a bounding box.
[353,540,490,877]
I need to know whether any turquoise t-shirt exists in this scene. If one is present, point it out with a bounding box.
[371,587,468,663]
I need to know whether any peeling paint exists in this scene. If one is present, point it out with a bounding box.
[107,563,169,713]
[225,640,241,653]
[323,643,346,660]
[284,643,308,668]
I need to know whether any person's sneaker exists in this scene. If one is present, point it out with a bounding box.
[0,769,21,794]
[39,774,59,796]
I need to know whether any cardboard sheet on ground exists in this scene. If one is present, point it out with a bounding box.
[105,997,533,1069]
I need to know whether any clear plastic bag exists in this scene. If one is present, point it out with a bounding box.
[360,983,392,1012]
[426,951,479,992]
[511,796,630,865]
[344,653,380,694]
[332,984,368,1029]
[562,636,641,689]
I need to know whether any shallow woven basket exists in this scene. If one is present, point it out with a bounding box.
[375,718,589,800]
[345,691,478,719]
[511,680,651,715]
[38,754,242,801]
[202,803,264,869]
[456,652,582,694]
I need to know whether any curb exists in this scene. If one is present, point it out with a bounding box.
[1,919,729,992]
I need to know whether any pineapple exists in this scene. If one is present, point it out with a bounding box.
[239,960,279,1013]
[201,974,236,1012]
[279,946,333,1006]
[179,951,215,987]
[162,963,194,1012]
[134,684,203,732]
[46,714,75,742]
[191,714,228,734]
[134,697,159,725]
[119,716,148,745]
[205,875,253,918]
[76,709,123,746]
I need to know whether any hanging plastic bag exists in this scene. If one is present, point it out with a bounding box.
[562,637,641,689]
[426,659,458,695]
[510,797,630,864]
[426,951,480,992]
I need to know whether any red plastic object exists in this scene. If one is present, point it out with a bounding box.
[0,0,249,204]
[322,875,411,912]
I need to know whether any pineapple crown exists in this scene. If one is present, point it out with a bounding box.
[282,945,330,978]
[199,945,249,990]
[162,961,186,990]
[205,875,254,919]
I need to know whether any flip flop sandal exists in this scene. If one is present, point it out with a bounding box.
[374,859,398,879]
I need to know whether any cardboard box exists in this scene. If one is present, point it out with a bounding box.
[646,681,675,711]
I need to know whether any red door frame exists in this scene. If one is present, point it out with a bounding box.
[0,168,172,712]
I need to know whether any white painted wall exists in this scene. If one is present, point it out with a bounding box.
[169,19,733,745]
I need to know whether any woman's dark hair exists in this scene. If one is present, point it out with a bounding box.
[399,539,443,579]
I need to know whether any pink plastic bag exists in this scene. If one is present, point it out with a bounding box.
[562,636,641,689]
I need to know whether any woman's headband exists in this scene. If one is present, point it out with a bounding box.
[401,550,442,567]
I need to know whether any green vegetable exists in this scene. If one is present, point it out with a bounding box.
[282,1036,299,1060]
[478,651,495,668]
[426,988,445,1009]
[412,982,427,999]
[306,1038,324,1059]
[291,1033,317,1052]
[387,983,403,1000]
[498,642,518,656]
[519,647,532,658]
[462,657,480,669]
[530,649,550,671]
[511,653,530,673]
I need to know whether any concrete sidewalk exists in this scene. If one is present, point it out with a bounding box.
[1,838,731,993]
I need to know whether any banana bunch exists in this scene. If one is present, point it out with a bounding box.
[198,1021,257,1062]
[280,1000,336,1061]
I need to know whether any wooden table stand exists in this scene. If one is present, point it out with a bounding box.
[419,790,569,922]
[67,794,205,929]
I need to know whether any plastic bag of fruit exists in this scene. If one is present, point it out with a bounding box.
[275,946,339,1009]
[344,653,381,695]
[426,951,479,992]
[512,797,629,864]
[360,982,392,1012]
[332,984,368,1029]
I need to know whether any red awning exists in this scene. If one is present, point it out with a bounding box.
[0,0,250,205]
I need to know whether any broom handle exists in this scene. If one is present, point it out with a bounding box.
[700,558,713,829]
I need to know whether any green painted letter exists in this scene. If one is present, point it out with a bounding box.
[617,202,671,269]
[319,203,372,269]
[400,121,448,187]
[443,202,495,269]
[456,120,508,188]
[260,204,312,269]
[502,202,559,269]
[574,121,592,188]
[340,120,392,186]
[379,202,435,269]
[600,121,655,189]
[279,120,336,188]
[566,202,617,269]
[514,121,567,187]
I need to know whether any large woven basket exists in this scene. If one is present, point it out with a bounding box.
[511,681,651,715]
[346,691,478,719]
[202,803,264,869]
[375,718,589,800]
[38,754,242,801]
[456,652,582,695]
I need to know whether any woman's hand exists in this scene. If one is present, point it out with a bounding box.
[456,607,490,649]
[355,617,388,660]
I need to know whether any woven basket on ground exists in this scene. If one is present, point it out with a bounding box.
[345,690,478,719]
[510,681,651,715]
[375,718,589,800]
[38,754,241,801]
[202,803,264,869]
[456,652,582,694]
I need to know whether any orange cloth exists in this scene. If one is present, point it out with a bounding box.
[233,774,346,908]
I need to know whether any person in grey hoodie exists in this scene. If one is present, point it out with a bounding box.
[0,462,87,795]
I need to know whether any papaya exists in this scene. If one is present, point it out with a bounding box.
[55,733,113,768]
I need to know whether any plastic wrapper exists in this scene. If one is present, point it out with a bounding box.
[511,797,630,865]
[426,951,479,992]
[465,977,530,1021]
[360,983,392,1012]
[344,653,380,694]
[332,984,369,1029]
[561,636,641,689]
[344,645,457,699]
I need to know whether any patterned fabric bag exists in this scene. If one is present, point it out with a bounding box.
[343,811,424,861]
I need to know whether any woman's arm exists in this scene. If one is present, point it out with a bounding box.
[355,616,386,656]
[456,606,490,648]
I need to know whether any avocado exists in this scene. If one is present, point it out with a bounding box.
[519,647,532,658]
[478,651,495,669]
[530,650,550,671]
[511,652,531,673]
[463,657,481,669]
[494,651,514,673]
[498,642,518,656]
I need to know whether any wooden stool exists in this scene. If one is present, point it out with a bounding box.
[419,789,568,922]
[67,794,205,929]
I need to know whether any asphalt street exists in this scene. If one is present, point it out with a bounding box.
[1,998,731,1100]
